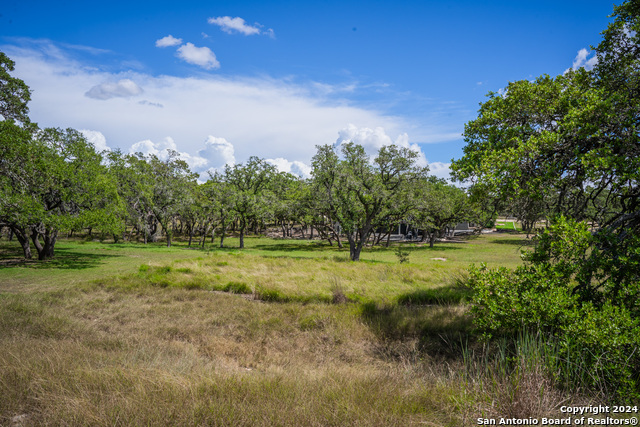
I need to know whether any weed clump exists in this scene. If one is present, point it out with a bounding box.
[394,245,410,263]
[222,281,251,294]
[256,288,290,302]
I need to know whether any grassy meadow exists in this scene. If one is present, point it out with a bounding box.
[0,233,591,426]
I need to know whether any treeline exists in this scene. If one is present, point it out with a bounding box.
[109,143,476,263]
[0,52,484,262]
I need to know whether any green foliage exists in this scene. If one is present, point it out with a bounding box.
[467,218,640,399]
[0,51,31,123]
[1,54,123,260]
[457,0,640,401]
[410,176,471,246]
[146,152,198,247]
[223,157,276,249]
[311,142,428,260]
[467,263,576,339]
[564,302,640,398]
[1,125,123,260]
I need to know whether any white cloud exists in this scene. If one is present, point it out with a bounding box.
[176,43,220,70]
[333,125,453,180]
[427,161,451,181]
[4,41,460,183]
[155,35,183,48]
[335,124,428,167]
[266,157,312,178]
[197,136,236,170]
[207,16,272,37]
[85,79,143,100]
[179,152,208,170]
[130,136,208,171]
[569,48,598,72]
[130,136,176,157]
[80,129,110,152]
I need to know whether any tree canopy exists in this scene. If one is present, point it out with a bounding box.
[457,0,640,398]
[312,143,428,261]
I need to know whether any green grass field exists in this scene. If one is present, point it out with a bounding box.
[1,233,585,426]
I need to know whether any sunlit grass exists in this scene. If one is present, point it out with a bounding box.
[0,233,527,292]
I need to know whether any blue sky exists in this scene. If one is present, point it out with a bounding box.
[1,0,613,179]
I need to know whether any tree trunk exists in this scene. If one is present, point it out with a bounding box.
[220,226,226,248]
[45,231,57,259]
[31,227,57,260]
[331,226,343,248]
[429,232,436,248]
[11,226,32,259]
[374,231,382,246]
[346,231,368,261]
[347,236,363,261]
[200,224,210,247]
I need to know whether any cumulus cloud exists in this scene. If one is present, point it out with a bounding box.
[197,136,236,170]
[207,16,273,37]
[85,79,143,100]
[335,124,428,167]
[129,136,177,157]
[427,161,452,181]
[4,41,462,183]
[266,158,312,178]
[176,43,220,69]
[569,48,598,72]
[130,136,208,170]
[155,35,183,48]
[80,129,110,152]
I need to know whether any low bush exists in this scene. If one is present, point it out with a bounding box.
[467,217,640,401]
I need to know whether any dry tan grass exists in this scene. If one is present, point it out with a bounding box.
[0,285,463,426]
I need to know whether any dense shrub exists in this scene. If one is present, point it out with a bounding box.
[467,217,640,400]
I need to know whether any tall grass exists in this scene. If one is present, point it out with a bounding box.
[456,331,607,420]
[0,285,463,425]
[0,233,604,425]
